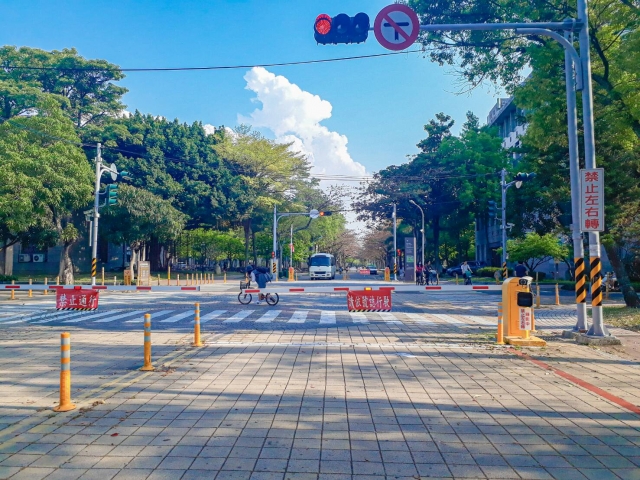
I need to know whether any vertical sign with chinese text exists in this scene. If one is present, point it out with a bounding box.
[519,307,532,331]
[580,168,604,232]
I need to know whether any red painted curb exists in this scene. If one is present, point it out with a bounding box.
[510,349,640,415]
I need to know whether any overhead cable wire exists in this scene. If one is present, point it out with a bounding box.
[4,50,424,73]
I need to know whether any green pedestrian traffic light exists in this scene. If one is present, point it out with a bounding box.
[106,184,118,206]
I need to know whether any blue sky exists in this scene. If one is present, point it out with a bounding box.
[4,0,502,175]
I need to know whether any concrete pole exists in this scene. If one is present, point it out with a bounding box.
[393,203,397,281]
[272,205,277,276]
[576,0,608,337]
[91,144,102,286]
[501,168,508,268]
[564,30,589,332]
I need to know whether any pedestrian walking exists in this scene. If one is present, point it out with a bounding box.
[461,261,472,285]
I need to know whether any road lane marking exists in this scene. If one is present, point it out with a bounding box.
[159,311,194,323]
[432,313,465,325]
[350,312,369,324]
[319,311,336,325]
[287,311,308,323]
[223,310,254,323]
[201,310,227,322]
[94,310,146,323]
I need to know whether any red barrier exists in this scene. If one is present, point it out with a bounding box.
[347,290,392,312]
[56,289,99,311]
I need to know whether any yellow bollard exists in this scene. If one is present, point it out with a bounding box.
[56,276,60,286]
[140,314,154,371]
[212,273,215,284]
[177,274,180,286]
[101,267,105,286]
[43,277,48,296]
[28,278,33,298]
[496,302,505,345]
[531,307,536,333]
[10,280,15,300]
[536,283,541,308]
[113,276,117,286]
[193,303,203,347]
[555,283,560,306]
[167,265,171,282]
[224,272,227,284]
[53,332,76,412]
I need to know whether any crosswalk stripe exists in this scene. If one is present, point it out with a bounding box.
[124,310,175,323]
[223,310,254,323]
[432,313,465,325]
[255,310,281,323]
[30,310,81,324]
[62,310,124,323]
[350,312,369,324]
[159,311,194,323]
[94,310,146,323]
[319,311,336,325]
[200,310,227,322]
[288,310,308,323]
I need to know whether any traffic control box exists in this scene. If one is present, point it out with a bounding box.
[501,277,546,347]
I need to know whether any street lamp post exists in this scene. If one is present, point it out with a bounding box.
[410,200,425,268]
[501,170,536,274]
[393,203,397,281]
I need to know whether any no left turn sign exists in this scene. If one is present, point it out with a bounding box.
[374,4,420,51]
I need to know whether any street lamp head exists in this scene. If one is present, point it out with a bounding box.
[409,199,417,205]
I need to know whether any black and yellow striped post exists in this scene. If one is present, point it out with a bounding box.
[193,303,203,347]
[575,257,587,305]
[590,256,603,308]
[91,257,97,279]
[53,332,76,412]
[140,314,154,371]
[502,262,508,279]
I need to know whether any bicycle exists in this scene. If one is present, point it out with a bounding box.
[238,281,279,306]
[427,269,439,285]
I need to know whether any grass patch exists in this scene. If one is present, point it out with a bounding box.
[600,306,640,332]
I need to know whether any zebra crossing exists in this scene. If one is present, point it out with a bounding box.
[0,306,503,329]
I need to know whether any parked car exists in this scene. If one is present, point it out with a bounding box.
[367,265,378,275]
[446,261,487,276]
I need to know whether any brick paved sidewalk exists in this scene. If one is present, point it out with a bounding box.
[1,325,639,480]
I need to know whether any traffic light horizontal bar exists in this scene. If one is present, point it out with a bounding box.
[419,20,582,32]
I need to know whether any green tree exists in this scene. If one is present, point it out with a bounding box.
[410,0,640,305]
[507,233,570,272]
[0,98,94,282]
[100,185,186,278]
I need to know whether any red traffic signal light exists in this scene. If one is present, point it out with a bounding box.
[315,14,331,35]
[319,211,333,216]
[314,12,369,45]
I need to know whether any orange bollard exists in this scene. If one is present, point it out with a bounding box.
[29,278,33,298]
[536,283,541,308]
[555,283,560,305]
[43,277,48,296]
[496,302,505,345]
[140,314,154,371]
[53,332,76,412]
[193,303,203,347]
[10,280,15,300]
[224,272,227,284]
[177,274,180,287]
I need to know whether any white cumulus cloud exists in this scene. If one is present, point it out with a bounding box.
[238,67,367,178]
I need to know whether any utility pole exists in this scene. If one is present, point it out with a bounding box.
[500,169,508,277]
[272,205,277,278]
[410,200,425,268]
[91,144,102,286]
[393,203,397,281]
[577,0,608,338]
[564,30,588,333]
[290,223,293,268]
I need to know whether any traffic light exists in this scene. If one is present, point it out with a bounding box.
[514,172,536,188]
[106,184,118,206]
[319,211,333,216]
[397,249,401,256]
[119,170,132,181]
[314,12,370,45]
[487,200,497,219]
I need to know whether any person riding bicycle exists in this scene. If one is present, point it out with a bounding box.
[416,263,424,285]
[254,266,271,305]
[461,261,472,285]
[425,261,433,285]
